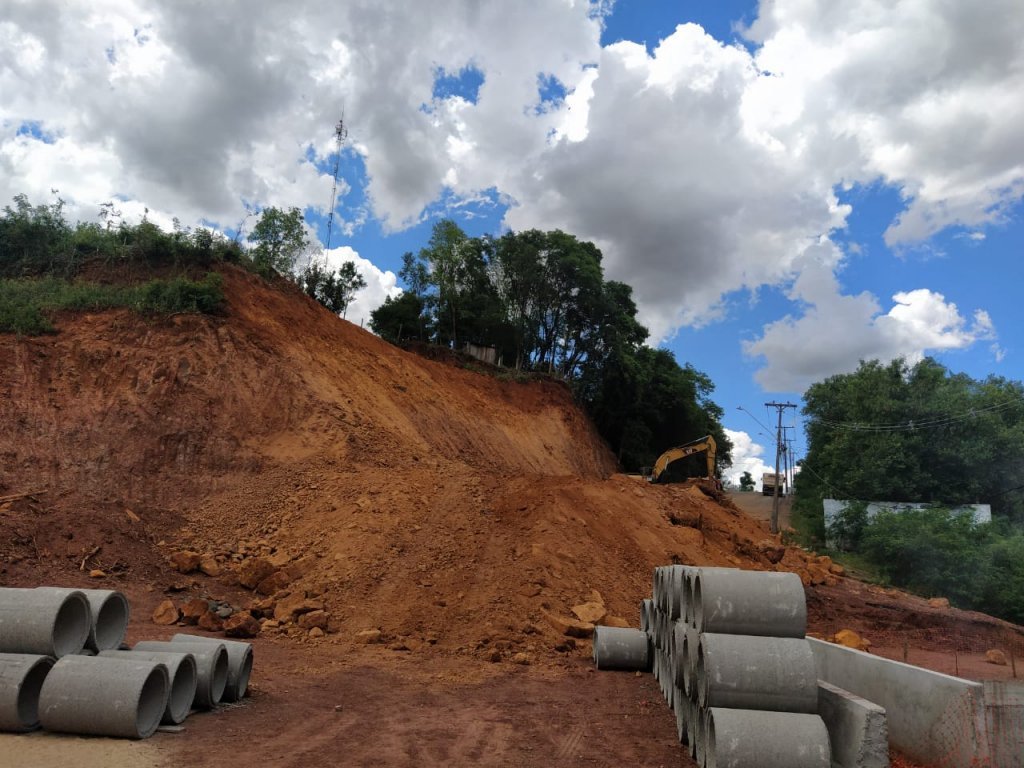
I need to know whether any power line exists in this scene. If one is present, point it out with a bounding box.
[811,397,1022,433]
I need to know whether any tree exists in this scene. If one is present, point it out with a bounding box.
[248,206,309,276]
[739,471,755,492]
[298,260,367,316]
[369,292,427,343]
[794,357,1024,541]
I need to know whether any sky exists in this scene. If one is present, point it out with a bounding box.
[3,0,1022,488]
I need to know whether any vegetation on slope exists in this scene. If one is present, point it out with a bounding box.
[0,195,366,332]
[370,219,733,475]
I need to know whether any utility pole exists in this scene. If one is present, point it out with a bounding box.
[325,116,348,253]
[766,401,796,534]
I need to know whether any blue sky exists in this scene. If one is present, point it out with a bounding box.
[3,0,1021,483]
[302,0,1022,475]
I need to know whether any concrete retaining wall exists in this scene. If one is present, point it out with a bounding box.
[983,680,1024,768]
[817,680,888,768]
[808,638,988,767]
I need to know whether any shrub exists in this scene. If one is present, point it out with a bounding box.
[0,273,224,335]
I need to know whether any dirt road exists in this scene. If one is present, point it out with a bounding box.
[2,643,689,768]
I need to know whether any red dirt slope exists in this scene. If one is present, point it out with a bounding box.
[1,265,1022,673]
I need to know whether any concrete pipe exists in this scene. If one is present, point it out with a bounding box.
[133,640,228,708]
[696,705,710,767]
[687,698,699,759]
[593,627,650,672]
[694,569,806,638]
[35,588,129,652]
[172,633,254,701]
[695,633,818,713]
[99,650,197,725]
[38,655,169,739]
[705,707,831,768]
[667,565,685,619]
[652,567,666,612]
[681,566,697,627]
[0,654,54,732]
[673,686,688,744]
[640,598,653,633]
[0,588,90,658]
[682,626,699,698]
[671,622,687,689]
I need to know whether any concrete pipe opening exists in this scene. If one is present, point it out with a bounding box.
[640,598,652,633]
[682,568,695,627]
[38,656,169,739]
[171,634,253,701]
[673,688,687,744]
[135,666,169,738]
[698,633,818,713]
[0,585,90,659]
[695,705,708,768]
[90,592,130,651]
[686,698,698,759]
[694,642,706,704]
[134,641,228,708]
[694,569,806,638]
[51,593,89,657]
[35,588,130,652]
[0,653,54,732]
[705,707,831,768]
[668,565,684,619]
[99,650,197,724]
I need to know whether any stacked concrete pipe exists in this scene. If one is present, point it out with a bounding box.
[0,588,90,657]
[171,633,253,702]
[0,586,258,741]
[600,565,836,767]
[38,655,169,739]
[0,654,54,732]
[35,587,130,652]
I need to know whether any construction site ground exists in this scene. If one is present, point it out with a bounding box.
[2,266,1021,767]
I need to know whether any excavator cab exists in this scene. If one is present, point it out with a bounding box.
[647,435,717,484]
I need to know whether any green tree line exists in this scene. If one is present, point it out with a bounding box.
[793,358,1024,622]
[794,357,1024,538]
[370,219,732,474]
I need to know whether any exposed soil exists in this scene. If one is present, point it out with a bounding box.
[2,264,1022,766]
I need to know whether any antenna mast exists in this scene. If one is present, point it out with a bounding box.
[325,117,348,252]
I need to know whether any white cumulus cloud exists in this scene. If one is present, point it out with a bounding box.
[743,258,998,392]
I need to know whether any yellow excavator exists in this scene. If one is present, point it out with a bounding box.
[647,435,717,484]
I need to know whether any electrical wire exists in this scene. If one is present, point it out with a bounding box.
[810,397,1023,433]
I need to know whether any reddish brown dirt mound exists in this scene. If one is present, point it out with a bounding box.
[2,265,1022,677]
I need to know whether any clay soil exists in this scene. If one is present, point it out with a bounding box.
[2,265,1022,767]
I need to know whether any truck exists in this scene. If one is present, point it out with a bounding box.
[762,472,787,497]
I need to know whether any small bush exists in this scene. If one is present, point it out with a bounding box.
[856,506,1024,623]
[0,273,224,335]
[136,273,224,314]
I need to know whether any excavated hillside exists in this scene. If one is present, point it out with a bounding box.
[2,265,1022,672]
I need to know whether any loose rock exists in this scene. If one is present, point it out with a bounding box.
[152,599,180,625]
[224,612,260,638]
[169,551,202,574]
[238,557,276,589]
[986,649,1008,666]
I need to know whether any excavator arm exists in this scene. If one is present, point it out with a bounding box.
[649,435,717,483]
